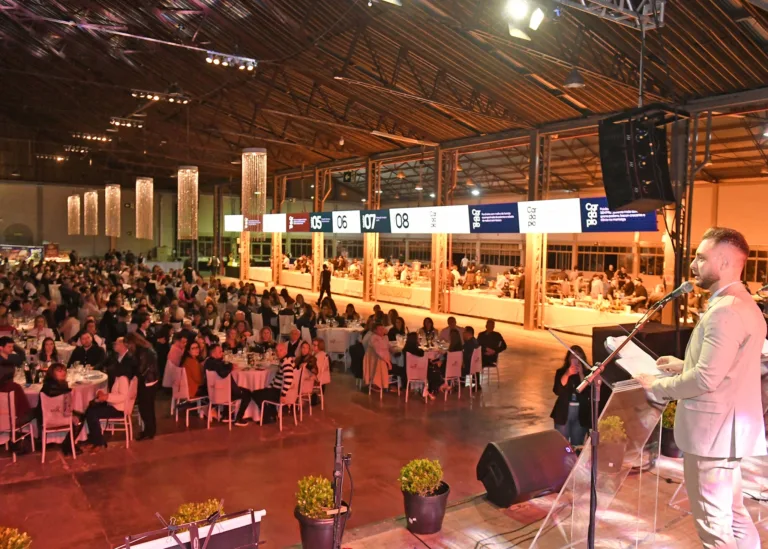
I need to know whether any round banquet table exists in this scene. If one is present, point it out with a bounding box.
[228,356,278,421]
[316,326,361,355]
[18,369,108,441]
[54,342,75,365]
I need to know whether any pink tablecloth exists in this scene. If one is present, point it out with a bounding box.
[231,364,277,420]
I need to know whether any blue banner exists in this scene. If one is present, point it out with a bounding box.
[468,203,521,234]
[309,212,333,232]
[360,210,391,233]
[579,197,658,233]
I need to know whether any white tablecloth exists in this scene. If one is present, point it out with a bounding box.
[317,327,361,354]
[54,342,76,365]
[449,291,525,324]
[248,267,273,284]
[375,283,431,309]
[280,270,312,290]
[543,303,645,336]
[231,363,278,420]
[330,277,363,298]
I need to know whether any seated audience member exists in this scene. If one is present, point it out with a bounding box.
[343,303,360,323]
[417,317,438,342]
[294,341,318,376]
[222,328,243,353]
[36,363,73,426]
[439,316,459,342]
[250,342,295,424]
[182,340,206,398]
[0,336,24,368]
[286,328,302,358]
[205,344,253,427]
[388,316,407,341]
[166,332,188,370]
[254,327,277,354]
[71,319,106,349]
[67,332,107,369]
[27,315,55,340]
[0,338,33,433]
[36,337,59,363]
[462,326,480,381]
[80,338,136,448]
[477,319,507,368]
[295,305,317,339]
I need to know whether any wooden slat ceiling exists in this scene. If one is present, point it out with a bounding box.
[1,0,768,198]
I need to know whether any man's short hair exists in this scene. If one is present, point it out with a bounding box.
[702,227,749,257]
[0,336,14,347]
[172,332,187,343]
[464,326,474,336]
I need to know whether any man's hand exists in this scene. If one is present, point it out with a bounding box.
[636,374,656,391]
[656,355,684,374]
[484,348,495,356]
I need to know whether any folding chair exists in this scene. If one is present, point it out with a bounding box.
[250,312,263,334]
[405,353,429,403]
[314,352,331,410]
[296,367,317,421]
[260,375,301,432]
[205,371,239,431]
[469,347,483,397]
[102,376,139,448]
[444,351,463,400]
[172,367,208,427]
[369,362,400,401]
[1,391,35,463]
[279,315,295,340]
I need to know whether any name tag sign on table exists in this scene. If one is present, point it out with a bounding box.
[247,198,657,235]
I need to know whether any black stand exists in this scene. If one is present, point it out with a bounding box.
[332,428,352,549]
[576,296,671,549]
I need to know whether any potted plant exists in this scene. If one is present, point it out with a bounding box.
[597,416,628,474]
[171,499,224,530]
[660,401,683,458]
[398,458,450,535]
[294,475,347,549]
[0,527,32,549]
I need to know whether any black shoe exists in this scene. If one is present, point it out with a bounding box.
[136,433,154,441]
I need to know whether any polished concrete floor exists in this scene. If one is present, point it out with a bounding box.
[0,293,588,548]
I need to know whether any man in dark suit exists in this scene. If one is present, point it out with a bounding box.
[104,336,137,389]
[99,301,120,346]
[317,264,332,305]
[67,332,107,369]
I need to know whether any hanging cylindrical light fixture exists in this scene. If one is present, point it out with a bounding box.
[67,195,81,235]
[105,184,121,238]
[136,177,154,240]
[177,166,199,240]
[84,191,98,236]
[240,148,267,279]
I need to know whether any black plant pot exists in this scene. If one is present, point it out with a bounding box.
[660,426,683,458]
[402,482,450,535]
[597,441,626,474]
[295,504,349,549]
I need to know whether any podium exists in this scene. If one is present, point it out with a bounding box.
[530,379,666,548]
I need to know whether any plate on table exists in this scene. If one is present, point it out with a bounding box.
[85,374,104,381]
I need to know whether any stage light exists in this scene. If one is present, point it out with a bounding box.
[246,64,254,71]
[206,56,213,63]
[213,58,220,65]
[361,198,367,203]
[205,51,258,71]
[508,23,531,40]
[414,184,424,191]
[763,127,768,137]
[505,0,529,21]
[169,97,175,102]
[110,117,144,129]
[564,68,585,89]
[471,189,481,196]
[530,7,545,30]
[429,192,436,198]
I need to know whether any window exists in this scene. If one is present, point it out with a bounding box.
[197,236,213,258]
[250,236,273,262]
[324,240,334,259]
[745,248,768,284]
[337,239,363,260]
[408,240,432,262]
[576,245,631,273]
[479,243,521,267]
[639,246,664,276]
[177,241,194,257]
[289,238,312,258]
[547,244,573,271]
[380,240,405,261]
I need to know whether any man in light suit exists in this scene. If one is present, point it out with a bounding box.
[639,227,766,549]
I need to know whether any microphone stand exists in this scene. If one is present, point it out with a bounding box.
[332,428,352,549]
[577,296,670,549]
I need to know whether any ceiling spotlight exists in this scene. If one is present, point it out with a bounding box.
[213,58,220,65]
[396,171,406,179]
[36,154,68,161]
[168,97,175,103]
[529,7,545,30]
[508,23,531,40]
[505,0,529,21]
[110,117,144,129]
[339,136,345,146]
[763,128,768,137]
[206,56,213,63]
[131,92,137,97]
[205,51,258,71]
[471,189,481,196]
[704,159,713,167]
[153,95,160,100]
[465,177,475,186]
[429,192,436,198]
[247,64,254,71]
[361,198,367,203]
[414,184,424,191]
[564,68,585,89]
[376,189,383,194]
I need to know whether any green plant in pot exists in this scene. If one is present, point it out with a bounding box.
[171,499,223,529]
[660,401,683,458]
[597,415,628,474]
[294,475,347,549]
[398,459,450,535]
[0,527,32,549]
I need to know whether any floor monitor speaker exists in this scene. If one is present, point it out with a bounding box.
[476,430,577,508]
[599,107,676,213]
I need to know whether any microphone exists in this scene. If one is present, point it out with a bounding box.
[657,281,694,306]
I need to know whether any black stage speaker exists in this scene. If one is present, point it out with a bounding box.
[476,430,578,508]
[599,107,675,213]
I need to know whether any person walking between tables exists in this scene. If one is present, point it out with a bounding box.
[317,264,332,305]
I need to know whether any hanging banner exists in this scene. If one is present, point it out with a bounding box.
[259,198,657,234]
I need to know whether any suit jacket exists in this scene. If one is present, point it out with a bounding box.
[651,282,767,459]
